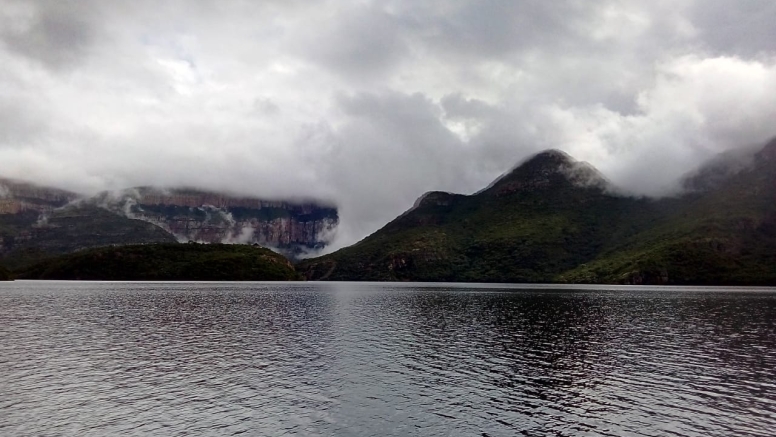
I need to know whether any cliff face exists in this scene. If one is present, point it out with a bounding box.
[0,180,176,269]
[0,178,79,215]
[0,178,339,269]
[95,188,339,258]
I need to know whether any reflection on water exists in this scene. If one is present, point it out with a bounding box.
[1,281,775,436]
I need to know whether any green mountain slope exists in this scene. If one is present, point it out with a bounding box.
[300,150,668,282]
[17,243,299,281]
[0,205,177,270]
[300,140,776,285]
[560,139,776,285]
[0,264,11,281]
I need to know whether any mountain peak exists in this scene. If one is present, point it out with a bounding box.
[0,176,79,215]
[511,149,577,174]
[526,148,574,163]
[482,149,608,196]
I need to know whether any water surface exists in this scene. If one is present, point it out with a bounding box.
[1,281,775,436]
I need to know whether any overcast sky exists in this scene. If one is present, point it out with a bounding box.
[1,0,776,249]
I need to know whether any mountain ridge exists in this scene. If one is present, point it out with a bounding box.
[89,186,339,257]
[0,178,339,269]
[299,139,776,285]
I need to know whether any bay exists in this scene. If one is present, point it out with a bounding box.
[1,281,775,436]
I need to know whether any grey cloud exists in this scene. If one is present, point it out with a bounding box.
[254,98,280,116]
[324,91,479,243]
[404,0,598,59]
[691,0,776,56]
[440,94,497,120]
[0,99,48,146]
[1,0,776,250]
[292,1,619,86]
[295,4,409,82]
[0,0,102,69]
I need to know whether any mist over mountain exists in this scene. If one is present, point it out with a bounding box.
[4,137,774,284]
[90,187,338,256]
[299,138,776,284]
[1,1,776,249]
[0,178,338,268]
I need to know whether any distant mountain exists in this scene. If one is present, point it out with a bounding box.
[0,177,79,213]
[562,138,776,284]
[0,178,176,270]
[0,178,339,270]
[680,146,759,192]
[90,187,338,258]
[17,243,299,281]
[299,139,776,285]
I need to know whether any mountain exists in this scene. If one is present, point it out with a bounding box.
[299,140,776,285]
[0,179,176,270]
[0,178,339,270]
[0,177,79,213]
[680,145,759,192]
[0,206,176,270]
[299,150,666,282]
[561,138,776,284]
[91,187,338,258]
[17,243,299,281]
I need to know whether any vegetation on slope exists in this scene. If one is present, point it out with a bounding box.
[0,265,11,281]
[300,141,776,285]
[0,205,177,270]
[559,139,776,285]
[17,243,300,281]
[300,150,669,282]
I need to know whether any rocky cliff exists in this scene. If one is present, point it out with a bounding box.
[0,178,79,215]
[94,187,339,258]
[0,180,176,269]
[0,178,339,269]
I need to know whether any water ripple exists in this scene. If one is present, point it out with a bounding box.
[1,281,775,436]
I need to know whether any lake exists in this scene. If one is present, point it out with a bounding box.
[1,281,775,436]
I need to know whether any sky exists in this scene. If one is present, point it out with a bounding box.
[1,0,776,250]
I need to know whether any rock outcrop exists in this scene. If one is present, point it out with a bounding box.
[0,178,79,215]
[0,178,339,269]
[93,187,339,258]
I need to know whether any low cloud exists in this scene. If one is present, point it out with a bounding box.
[1,0,775,251]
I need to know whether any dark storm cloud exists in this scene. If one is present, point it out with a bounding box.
[0,0,101,69]
[1,0,776,249]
